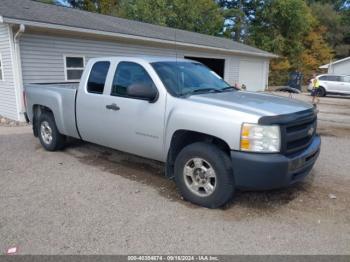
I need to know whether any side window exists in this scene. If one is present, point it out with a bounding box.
[319,76,328,81]
[0,54,3,81]
[342,76,350,83]
[327,75,341,82]
[87,61,110,94]
[111,62,156,98]
[65,56,85,81]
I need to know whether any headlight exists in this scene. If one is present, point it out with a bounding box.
[240,123,281,153]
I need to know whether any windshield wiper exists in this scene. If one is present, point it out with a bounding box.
[221,86,236,91]
[181,88,223,97]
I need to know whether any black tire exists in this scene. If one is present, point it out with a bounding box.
[174,142,235,208]
[38,112,65,151]
[318,87,326,97]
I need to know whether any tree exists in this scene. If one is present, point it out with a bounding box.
[249,0,332,85]
[122,0,168,27]
[123,0,223,35]
[251,0,312,57]
[167,0,223,35]
[299,25,333,81]
[65,0,123,15]
[217,0,265,41]
[306,0,350,11]
[309,3,349,58]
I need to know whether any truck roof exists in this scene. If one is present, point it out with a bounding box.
[89,56,195,63]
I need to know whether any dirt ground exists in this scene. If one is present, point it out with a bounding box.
[0,93,349,254]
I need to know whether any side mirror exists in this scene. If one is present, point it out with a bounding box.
[127,83,158,102]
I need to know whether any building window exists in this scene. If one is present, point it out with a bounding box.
[0,54,3,81]
[64,55,85,81]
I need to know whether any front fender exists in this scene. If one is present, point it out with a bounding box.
[163,99,258,161]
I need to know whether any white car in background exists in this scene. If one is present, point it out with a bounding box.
[308,74,350,96]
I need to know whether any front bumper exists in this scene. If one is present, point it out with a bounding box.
[231,135,321,190]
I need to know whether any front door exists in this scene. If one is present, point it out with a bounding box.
[101,60,166,161]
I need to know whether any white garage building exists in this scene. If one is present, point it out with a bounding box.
[320,57,350,75]
[0,0,276,121]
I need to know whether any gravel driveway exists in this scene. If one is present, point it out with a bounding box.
[0,93,349,255]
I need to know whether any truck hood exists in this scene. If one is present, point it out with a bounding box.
[188,91,313,117]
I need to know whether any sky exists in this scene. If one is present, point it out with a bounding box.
[55,0,69,6]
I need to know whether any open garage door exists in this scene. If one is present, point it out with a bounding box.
[239,60,265,91]
[185,56,225,78]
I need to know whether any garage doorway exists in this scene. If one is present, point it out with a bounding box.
[185,56,225,78]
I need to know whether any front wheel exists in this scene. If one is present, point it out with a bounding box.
[38,112,66,151]
[174,142,235,208]
[318,87,326,97]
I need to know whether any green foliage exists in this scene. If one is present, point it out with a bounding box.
[250,0,312,58]
[50,0,348,86]
[249,0,332,85]
[310,2,350,58]
[306,0,350,11]
[218,0,265,41]
[122,0,168,26]
[123,0,223,35]
[65,0,123,15]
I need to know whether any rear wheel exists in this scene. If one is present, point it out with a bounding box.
[38,112,65,151]
[174,142,235,208]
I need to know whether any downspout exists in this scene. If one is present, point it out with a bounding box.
[13,24,25,121]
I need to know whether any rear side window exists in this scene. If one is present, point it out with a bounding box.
[321,75,341,82]
[342,76,350,83]
[87,61,110,94]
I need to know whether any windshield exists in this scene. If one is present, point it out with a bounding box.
[151,61,232,96]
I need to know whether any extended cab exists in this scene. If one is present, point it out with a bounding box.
[24,57,321,208]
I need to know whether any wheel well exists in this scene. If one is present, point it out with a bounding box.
[166,130,231,179]
[32,105,54,137]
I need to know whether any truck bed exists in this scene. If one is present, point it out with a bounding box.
[24,82,80,139]
[27,82,79,89]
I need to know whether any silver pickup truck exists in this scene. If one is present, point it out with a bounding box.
[24,57,321,208]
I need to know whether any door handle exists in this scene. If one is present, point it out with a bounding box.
[106,103,120,111]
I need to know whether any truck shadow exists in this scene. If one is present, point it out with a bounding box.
[66,140,314,215]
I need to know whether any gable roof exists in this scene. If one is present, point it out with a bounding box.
[320,57,350,69]
[0,0,276,58]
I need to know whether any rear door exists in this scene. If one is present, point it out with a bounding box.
[340,76,350,94]
[76,60,114,146]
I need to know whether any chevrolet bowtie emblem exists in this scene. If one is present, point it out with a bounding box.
[308,126,315,136]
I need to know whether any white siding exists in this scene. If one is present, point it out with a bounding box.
[0,24,18,120]
[329,61,350,75]
[225,56,240,85]
[238,57,269,91]
[20,33,242,85]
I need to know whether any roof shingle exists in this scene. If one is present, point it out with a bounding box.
[0,0,276,58]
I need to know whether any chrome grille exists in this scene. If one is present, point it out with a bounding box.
[282,114,317,155]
